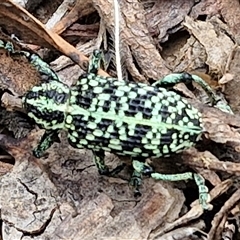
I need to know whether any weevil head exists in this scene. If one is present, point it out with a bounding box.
[22,80,70,130]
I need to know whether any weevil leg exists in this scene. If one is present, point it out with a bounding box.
[130,169,143,197]
[0,40,15,52]
[93,150,126,176]
[21,51,59,81]
[152,73,217,104]
[0,39,4,49]
[132,160,211,210]
[92,149,109,175]
[173,73,233,113]
[152,72,232,114]
[193,173,211,210]
[0,39,58,81]
[33,130,60,158]
[129,158,152,197]
[88,50,105,74]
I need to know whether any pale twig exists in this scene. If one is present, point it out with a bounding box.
[113,0,122,80]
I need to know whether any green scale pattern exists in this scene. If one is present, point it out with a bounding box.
[23,72,203,159]
[67,73,202,158]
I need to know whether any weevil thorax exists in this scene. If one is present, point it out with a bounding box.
[22,80,70,130]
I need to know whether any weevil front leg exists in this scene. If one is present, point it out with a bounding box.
[33,130,60,158]
[132,160,211,210]
[0,40,15,52]
[21,51,59,81]
[88,50,105,74]
[92,150,125,176]
[0,39,59,81]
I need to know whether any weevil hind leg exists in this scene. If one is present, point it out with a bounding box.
[152,72,217,103]
[132,160,211,210]
[152,72,232,113]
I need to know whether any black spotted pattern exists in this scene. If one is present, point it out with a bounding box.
[65,73,202,158]
[25,89,69,105]
[25,104,65,129]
